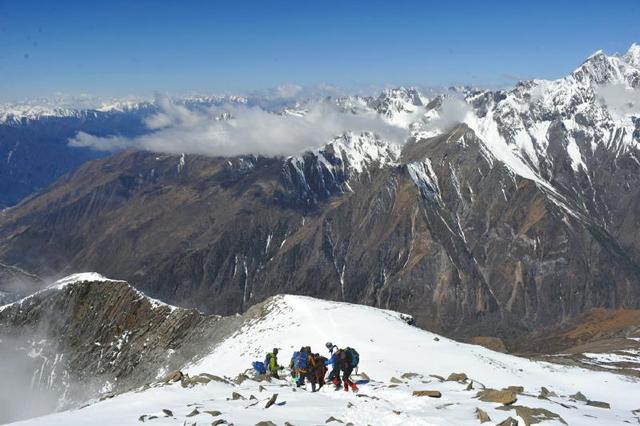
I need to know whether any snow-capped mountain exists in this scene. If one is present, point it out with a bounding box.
[2,274,638,425]
[1,46,640,361]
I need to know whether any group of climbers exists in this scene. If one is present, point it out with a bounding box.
[254,342,360,393]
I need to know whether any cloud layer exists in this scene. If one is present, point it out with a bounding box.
[69,97,408,157]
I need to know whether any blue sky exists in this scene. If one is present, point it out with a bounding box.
[0,0,638,101]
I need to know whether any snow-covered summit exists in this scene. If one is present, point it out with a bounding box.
[9,294,639,425]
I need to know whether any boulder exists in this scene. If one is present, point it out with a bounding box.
[538,387,556,399]
[198,373,229,383]
[234,374,250,385]
[231,392,246,400]
[138,415,147,422]
[447,372,468,382]
[586,400,610,409]
[475,407,491,423]
[496,417,518,426]
[188,376,211,385]
[400,372,420,379]
[255,422,277,426]
[359,372,371,381]
[265,393,278,409]
[186,408,199,417]
[413,390,442,398]
[203,410,222,417]
[162,409,173,417]
[570,391,587,402]
[161,370,183,384]
[515,406,567,425]
[476,389,517,405]
[503,386,524,394]
[390,377,403,384]
[212,420,227,426]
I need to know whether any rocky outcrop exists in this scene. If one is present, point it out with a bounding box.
[0,275,244,423]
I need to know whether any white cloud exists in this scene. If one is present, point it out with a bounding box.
[422,96,472,133]
[69,96,408,157]
[596,83,640,117]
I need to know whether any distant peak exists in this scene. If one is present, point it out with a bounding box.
[624,42,640,67]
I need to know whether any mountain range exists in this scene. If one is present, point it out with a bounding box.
[1,45,640,346]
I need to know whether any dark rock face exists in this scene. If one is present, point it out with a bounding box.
[1,123,640,345]
[0,277,242,424]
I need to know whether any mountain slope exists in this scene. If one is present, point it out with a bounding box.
[0,273,243,424]
[6,290,639,425]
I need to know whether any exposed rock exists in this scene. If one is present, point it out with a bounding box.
[234,374,249,385]
[162,409,173,417]
[586,400,611,409]
[496,417,518,426]
[538,387,556,399]
[231,392,246,400]
[503,386,524,394]
[265,393,278,409]
[138,415,147,422]
[390,377,403,384]
[250,395,257,400]
[255,422,277,426]
[413,390,442,398]
[326,417,344,423]
[359,372,371,381]
[203,410,222,417]
[447,372,468,382]
[212,420,227,426]
[434,337,440,341]
[475,407,491,423]
[198,373,229,384]
[429,375,446,382]
[400,372,420,379]
[570,392,588,402]
[162,370,183,384]
[259,385,267,392]
[466,381,474,391]
[186,408,199,417]
[476,389,517,405]
[515,406,567,425]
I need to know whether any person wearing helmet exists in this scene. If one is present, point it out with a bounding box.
[324,342,341,390]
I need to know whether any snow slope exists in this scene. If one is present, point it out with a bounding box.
[9,294,639,425]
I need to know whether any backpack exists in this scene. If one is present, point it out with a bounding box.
[346,347,359,368]
[252,361,266,375]
[293,351,308,370]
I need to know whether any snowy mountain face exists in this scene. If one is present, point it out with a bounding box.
[2,278,638,425]
[2,47,640,351]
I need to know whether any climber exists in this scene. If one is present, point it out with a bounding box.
[312,352,328,390]
[325,342,341,388]
[264,348,281,378]
[326,346,359,392]
[290,346,309,387]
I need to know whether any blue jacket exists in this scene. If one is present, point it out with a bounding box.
[325,352,337,366]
